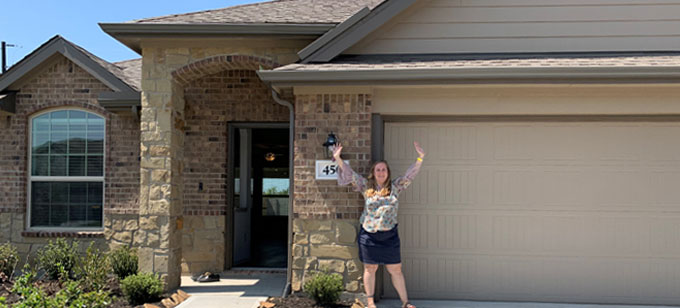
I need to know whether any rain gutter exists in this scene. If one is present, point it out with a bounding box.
[270,89,295,298]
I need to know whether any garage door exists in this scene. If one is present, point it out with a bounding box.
[383,120,680,305]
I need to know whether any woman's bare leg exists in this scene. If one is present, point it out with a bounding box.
[363,264,379,307]
[386,263,414,307]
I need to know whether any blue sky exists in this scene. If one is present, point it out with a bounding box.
[1,0,261,68]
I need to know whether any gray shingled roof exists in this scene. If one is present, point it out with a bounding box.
[66,38,142,91]
[113,59,142,92]
[131,0,384,24]
[0,35,141,94]
[274,53,680,71]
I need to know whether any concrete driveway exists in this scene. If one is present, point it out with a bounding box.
[376,300,679,308]
[173,273,679,308]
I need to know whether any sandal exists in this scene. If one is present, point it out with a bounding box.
[365,294,377,308]
[402,302,416,308]
[196,272,220,283]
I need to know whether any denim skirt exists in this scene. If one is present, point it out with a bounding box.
[358,225,401,265]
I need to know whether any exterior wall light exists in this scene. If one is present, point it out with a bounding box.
[323,132,339,160]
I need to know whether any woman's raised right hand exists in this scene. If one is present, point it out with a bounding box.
[332,143,343,160]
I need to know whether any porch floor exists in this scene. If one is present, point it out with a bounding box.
[177,272,285,308]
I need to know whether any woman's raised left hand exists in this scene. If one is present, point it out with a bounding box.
[414,141,425,158]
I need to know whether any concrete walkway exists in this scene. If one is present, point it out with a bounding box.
[176,273,286,308]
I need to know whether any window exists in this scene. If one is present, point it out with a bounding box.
[29,109,104,229]
[262,168,289,216]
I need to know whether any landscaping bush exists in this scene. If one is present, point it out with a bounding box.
[13,272,110,308]
[57,279,111,308]
[120,272,164,305]
[303,270,344,305]
[109,245,138,280]
[75,243,110,291]
[0,242,19,278]
[37,238,79,280]
[12,264,49,308]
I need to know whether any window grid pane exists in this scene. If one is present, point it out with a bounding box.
[30,110,105,228]
[31,181,103,228]
[31,110,104,177]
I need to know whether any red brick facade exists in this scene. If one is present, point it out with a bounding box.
[0,55,140,220]
[293,93,373,219]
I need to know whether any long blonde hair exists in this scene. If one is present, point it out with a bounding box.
[365,160,392,198]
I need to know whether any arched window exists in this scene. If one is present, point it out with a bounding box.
[29,109,104,229]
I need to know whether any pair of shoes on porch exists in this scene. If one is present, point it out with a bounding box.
[197,272,220,283]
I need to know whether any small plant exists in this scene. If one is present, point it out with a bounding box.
[75,242,110,291]
[12,261,112,308]
[12,264,38,297]
[0,242,19,278]
[12,264,50,308]
[303,270,344,305]
[109,245,138,280]
[37,238,79,280]
[120,272,164,305]
[58,279,111,308]
[67,289,111,308]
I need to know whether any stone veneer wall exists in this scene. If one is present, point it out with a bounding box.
[139,41,309,289]
[180,69,288,274]
[292,219,363,292]
[291,93,373,292]
[0,55,139,258]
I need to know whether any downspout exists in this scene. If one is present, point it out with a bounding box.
[271,89,294,297]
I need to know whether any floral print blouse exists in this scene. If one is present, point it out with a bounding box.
[337,160,422,233]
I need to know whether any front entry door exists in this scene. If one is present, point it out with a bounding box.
[230,124,289,268]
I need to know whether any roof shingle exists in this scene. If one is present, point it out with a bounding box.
[131,0,384,24]
[274,53,680,72]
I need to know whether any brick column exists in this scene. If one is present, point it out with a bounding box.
[138,58,184,290]
[292,92,373,292]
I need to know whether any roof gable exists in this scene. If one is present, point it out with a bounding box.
[0,35,138,93]
[299,0,418,63]
[346,0,680,55]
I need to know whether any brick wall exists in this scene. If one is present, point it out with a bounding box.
[291,93,373,292]
[181,69,289,273]
[293,93,373,219]
[0,55,139,254]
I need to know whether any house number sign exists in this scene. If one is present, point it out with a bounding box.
[315,160,346,180]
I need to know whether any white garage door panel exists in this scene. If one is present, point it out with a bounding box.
[383,121,680,305]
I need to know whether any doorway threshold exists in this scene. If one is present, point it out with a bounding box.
[226,267,286,274]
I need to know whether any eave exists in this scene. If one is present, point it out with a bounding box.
[100,23,336,54]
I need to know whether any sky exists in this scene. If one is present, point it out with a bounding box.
[1,0,262,68]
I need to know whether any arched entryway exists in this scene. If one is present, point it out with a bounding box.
[171,55,290,274]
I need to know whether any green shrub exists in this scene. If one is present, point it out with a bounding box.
[12,264,38,298]
[13,272,111,308]
[75,243,110,291]
[0,242,19,278]
[303,270,344,305]
[57,279,111,308]
[68,289,111,308]
[120,273,164,305]
[12,264,51,308]
[37,238,79,280]
[109,246,138,280]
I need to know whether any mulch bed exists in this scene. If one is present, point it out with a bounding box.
[0,276,166,308]
[262,294,357,308]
